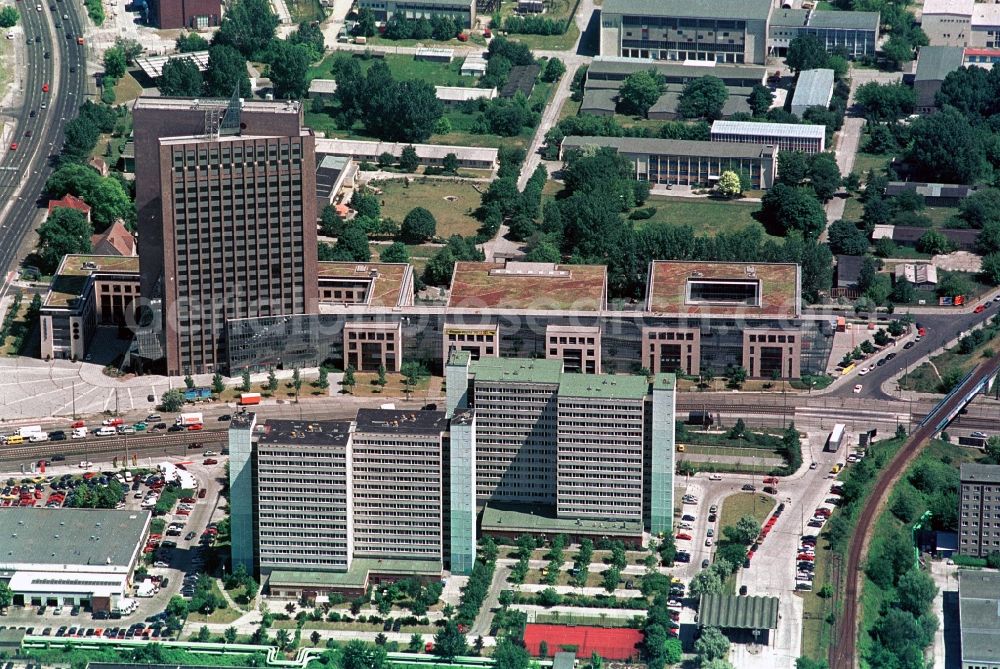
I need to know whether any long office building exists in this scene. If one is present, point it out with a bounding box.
[132,95,318,376]
[357,0,475,27]
[226,258,829,381]
[230,366,677,592]
[560,136,779,189]
[711,120,826,154]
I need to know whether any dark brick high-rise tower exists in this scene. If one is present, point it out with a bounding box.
[133,95,318,375]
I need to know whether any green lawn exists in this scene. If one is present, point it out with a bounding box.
[852,151,893,178]
[114,72,144,103]
[634,196,774,238]
[374,179,483,238]
[719,492,775,530]
[308,53,477,87]
[289,0,326,23]
[366,33,487,48]
[501,22,581,51]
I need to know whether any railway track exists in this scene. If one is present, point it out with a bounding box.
[829,356,1000,669]
[0,430,228,464]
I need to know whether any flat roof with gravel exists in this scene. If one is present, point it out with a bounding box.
[448,261,608,311]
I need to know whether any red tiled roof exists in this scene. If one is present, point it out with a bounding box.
[523,625,644,660]
[47,194,91,216]
[90,220,136,257]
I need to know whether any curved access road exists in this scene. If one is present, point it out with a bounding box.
[0,0,88,281]
[830,355,1000,669]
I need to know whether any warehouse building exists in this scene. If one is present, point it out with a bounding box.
[560,136,779,189]
[711,120,826,153]
[0,508,151,610]
[958,570,1000,669]
[790,68,835,117]
[913,46,966,112]
[358,0,475,27]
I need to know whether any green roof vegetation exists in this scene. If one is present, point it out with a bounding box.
[482,503,644,535]
[268,558,442,588]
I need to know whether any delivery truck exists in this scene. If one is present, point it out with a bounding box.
[239,392,261,405]
[18,425,42,438]
[176,412,204,426]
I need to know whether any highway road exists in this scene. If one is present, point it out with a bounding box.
[0,0,88,282]
[830,354,1000,669]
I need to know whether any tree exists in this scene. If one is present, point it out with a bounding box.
[786,35,829,73]
[855,82,916,122]
[694,626,730,663]
[0,6,19,27]
[430,14,456,40]
[891,276,916,303]
[399,145,420,172]
[205,44,252,98]
[292,366,303,400]
[778,151,810,187]
[330,224,371,262]
[160,389,185,412]
[760,184,826,238]
[882,35,917,70]
[542,57,566,83]
[0,581,12,609]
[733,515,762,544]
[442,153,459,174]
[917,229,952,255]
[342,365,356,393]
[807,152,842,202]
[494,638,530,669]
[380,242,410,264]
[343,640,388,669]
[938,272,973,299]
[618,69,664,116]
[103,46,127,79]
[897,568,938,615]
[401,207,437,243]
[906,107,986,183]
[376,364,387,389]
[717,170,742,198]
[525,238,561,263]
[177,31,210,52]
[268,41,311,99]
[36,208,93,273]
[409,634,424,652]
[678,76,728,120]
[354,8,377,36]
[184,374,195,389]
[828,220,868,255]
[960,188,1000,229]
[602,566,622,593]
[240,368,252,392]
[726,365,748,388]
[310,630,321,646]
[316,367,329,390]
[224,626,237,643]
[212,372,225,393]
[160,57,204,96]
[982,253,1000,286]
[433,620,467,661]
[689,567,725,596]
[290,20,325,61]
[215,0,279,59]
[748,84,774,116]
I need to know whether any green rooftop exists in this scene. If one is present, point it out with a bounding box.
[482,504,644,536]
[470,357,563,385]
[268,558,442,589]
[448,350,472,367]
[653,373,677,391]
[698,594,779,630]
[558,373,649,400]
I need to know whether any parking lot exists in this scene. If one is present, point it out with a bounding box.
[0,451,229,636]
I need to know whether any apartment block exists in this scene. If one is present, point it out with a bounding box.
[711,120,826,154]
[352,409,447,565]
[254,419,355,575]
[599,0,772,64]
[132,95,317,375]
[560,136,778,190]
[960,463,1000,557]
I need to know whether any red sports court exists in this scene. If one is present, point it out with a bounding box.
[523,624,644,660]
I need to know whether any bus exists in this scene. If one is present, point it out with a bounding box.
[827,423,846,452]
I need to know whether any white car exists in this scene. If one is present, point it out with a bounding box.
[678,522,693,530]
[853,384,863,393]
[705,538,713,547]
[708,473,722,481]
[972,431,989,439]
[153,561,169,568]
[858,367,870,376]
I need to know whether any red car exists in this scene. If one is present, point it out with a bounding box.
[71,420,85,428]
[176,509,190,516]
[675,532,692,541]
[918,327,926,336]
[180,497,196,504]
[188,424,203,431]
[457,32,468,41]
[8,142,16,151]
[763,477,778,484]
[41,83,48,92]
[814,508,832,517]
[797,554,815,562]
[203,458,218,465]
[975,304,987,314]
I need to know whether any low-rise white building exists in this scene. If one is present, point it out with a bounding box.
[0,508,150,611]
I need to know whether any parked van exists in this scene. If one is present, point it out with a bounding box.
[29,432,49,442]
[5,435,23,445]
[96,426,116,437]
[71,427,87,439]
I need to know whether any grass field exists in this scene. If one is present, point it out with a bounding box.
[308,53,476,87]
[186,581,242,624]
[852,151,893,178]
[288,0,326,23]
[634,196,774,238]
[114,72,143,103]
[341,371,432,397]
[719,492,775,530]
[502,22,581,51]
[374,179,483,238]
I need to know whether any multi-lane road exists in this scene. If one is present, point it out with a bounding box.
[0,0,88,279]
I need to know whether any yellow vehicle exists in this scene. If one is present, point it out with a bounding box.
[676,444,686,452]
[831,463,842,474]
[6,435,23,445]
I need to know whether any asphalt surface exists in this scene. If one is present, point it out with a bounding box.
[0,0,88,278]
[830,353,1000,669]
[810,301,1000,400]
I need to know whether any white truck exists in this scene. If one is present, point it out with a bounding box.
[135,581,157,598]
[176,412,203,426]
[28,432,49,443]
[71,427,87,439]
[96,426,117,437]
[18,425,42,438]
